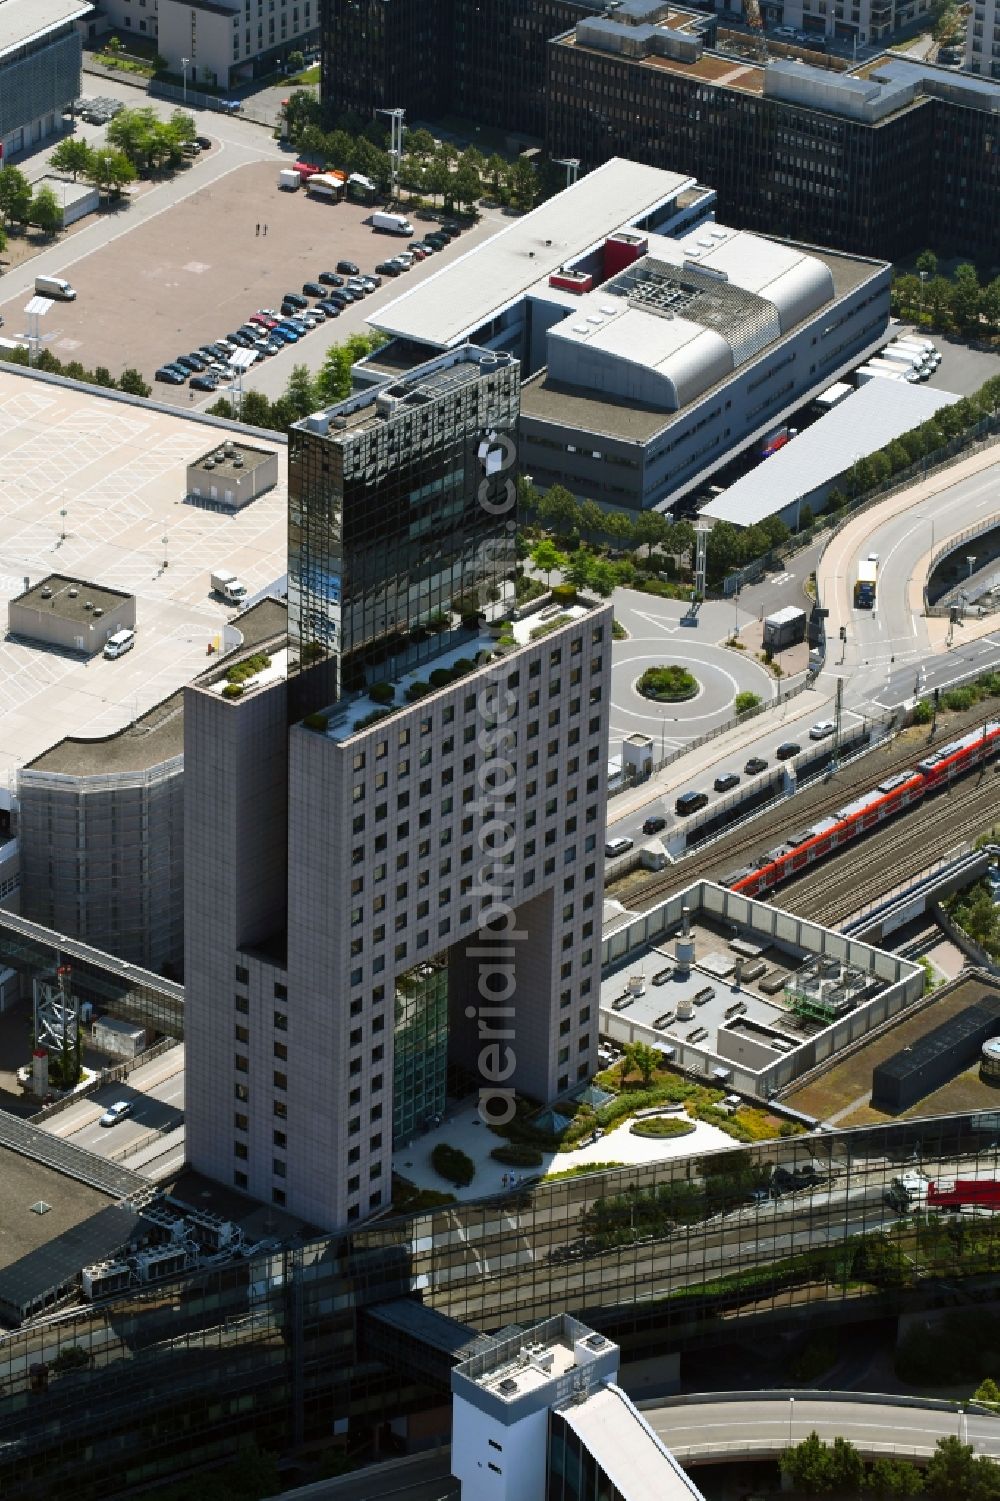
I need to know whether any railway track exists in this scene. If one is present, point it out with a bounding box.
[618,706,1000,915]
[781,769,1000,925]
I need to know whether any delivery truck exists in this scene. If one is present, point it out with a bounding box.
[854,556,878,608]
[211,569,248,605]
[372,210,414,236]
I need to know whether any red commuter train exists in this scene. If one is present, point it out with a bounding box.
[722,720,1000,898]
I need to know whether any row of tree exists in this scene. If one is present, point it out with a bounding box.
[204,333,388,430]
[521,479,792,581]
[0,341,151,396]
[832,374,1000,503]
[893,250,1000,340]
[783,1430,1000,1499]
[284,91,542,212]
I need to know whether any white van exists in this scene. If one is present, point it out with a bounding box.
[104,629,135,660]
[34,276,76,301]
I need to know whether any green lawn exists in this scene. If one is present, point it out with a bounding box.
[286,65,320,84]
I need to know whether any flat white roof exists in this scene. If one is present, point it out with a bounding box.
[0,0,91,60]
[561,1386,705,1501]
[701,378,961,527]
[372,158,696,348]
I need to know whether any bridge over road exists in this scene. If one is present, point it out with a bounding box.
[644,1390,1000,1466]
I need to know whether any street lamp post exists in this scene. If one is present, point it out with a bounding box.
[59,508,67,542]
[789,1396,795,1447]
[919,269,928,327]
[181,57,190,105]
[968,555,977,580]
[162,535,169,570]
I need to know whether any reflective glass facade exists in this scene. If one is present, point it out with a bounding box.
[394,957,449,1144]
[288,349,520,711]
[3,1112,1000,1497]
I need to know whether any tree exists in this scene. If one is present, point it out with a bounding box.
[86,147,136,198]
[240,390,278,430]
[92,365,115,388]
[118,367,151,397]
[485,153,507,196]
[924,1436,980,1500]
[452,159,482,213]
[631,511,671,550]
[49,137,94,181]
[538,483,581,537]
[926,275,953,327]
[286,49,305,73]
[425,156,450,204]
[974,1378,1000,1408]
[604,511,635,554]
[284,88,322,140]
[405,127,436,160]
[628,1041,662,1087]
[619,1042,638,1086]
[782,1431,833,1493]
[866,1456,924,1496]
[982,277,1000,338]
[0,165,31,226]
[530,538,566,584]
[577,499,605,538]
[828,1435,866,1495]
[587,558,617,596]
[284,362,319,420]
[316,343,356,403]
[510,156,539,212]
[951,262,982,336]
[915,249,938,278]
[705,520,743,576]
[29,185,62,238]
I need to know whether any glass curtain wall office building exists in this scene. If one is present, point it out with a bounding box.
[288,348,520,710]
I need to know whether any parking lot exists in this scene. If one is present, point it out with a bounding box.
[0,159,503,406]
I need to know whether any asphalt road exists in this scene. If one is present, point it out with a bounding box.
[42,1048,184,1162]
[649,1396,1000,1462]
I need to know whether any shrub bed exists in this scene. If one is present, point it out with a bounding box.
[629,1116,696,1139]
[490,1144,544,1167]
[638,665,698,702]
[432,1142,475,1187]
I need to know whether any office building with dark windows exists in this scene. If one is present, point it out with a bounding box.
[184,344,613,1232]
[547,18,1000,261]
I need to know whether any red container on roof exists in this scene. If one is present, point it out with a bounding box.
[548,269,593,294]
[603,230,648,280]
[295,160,323,179]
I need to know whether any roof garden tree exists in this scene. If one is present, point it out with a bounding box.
[531,538,566,585]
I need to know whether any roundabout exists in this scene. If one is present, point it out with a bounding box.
[610,592,779,755]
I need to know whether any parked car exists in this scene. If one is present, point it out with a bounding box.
[809,720,836,741]
[282,292,308,310]
[744,756,768,775]
[318,271,345,286]
[775,741,801,760]
[362,274,381,288]
[407,243,428,259]
[336,259,360,275]
[155,365,186,384]
[190,373,219,392]
[249,313,275,329]
[439,222,462,237]
[99,1100,132,1127]
[393,251,415,269]
[714,771,741,793]
[316,300,342,318]
[275,323,301,341]
[376,260,402,276]
[642,814,667,835]
[175,353,205,372]
[346,277,368,294]
[195,134,212,150]
[604,836,634,858]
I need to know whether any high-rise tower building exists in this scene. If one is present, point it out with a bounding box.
[185,346,612,1230]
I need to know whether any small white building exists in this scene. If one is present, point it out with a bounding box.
[93,1014,146,1059]
[451,1314,705,1501]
